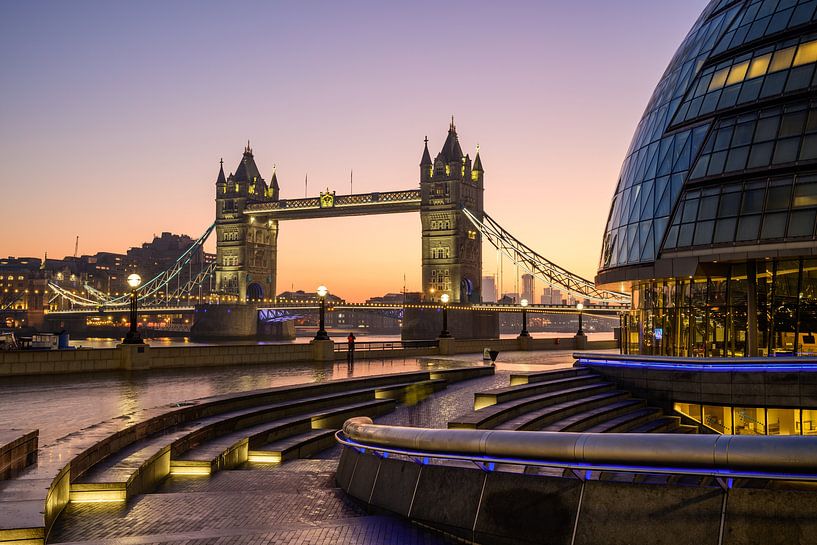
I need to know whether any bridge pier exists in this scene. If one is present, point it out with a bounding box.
[190,304,258,341]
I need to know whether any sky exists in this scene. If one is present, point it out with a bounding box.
[0,0,710,301]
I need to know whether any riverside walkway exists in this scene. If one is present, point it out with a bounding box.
[2,350,590,545]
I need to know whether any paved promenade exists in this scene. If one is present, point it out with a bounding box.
[5,349,598,544]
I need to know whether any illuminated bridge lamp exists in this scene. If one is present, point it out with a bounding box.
[576,302,584,336]
[123,273,144,344]
[314,285,330,341]
[439,293,452,338]
[519,298,530,338]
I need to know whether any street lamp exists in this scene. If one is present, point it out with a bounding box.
[314,285,330,341]
[439,293,451,338]
[519,299,530,337]
[576,302,584,336]
[123,273,144,344]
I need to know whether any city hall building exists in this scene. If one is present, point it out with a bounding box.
[597,0,817,358]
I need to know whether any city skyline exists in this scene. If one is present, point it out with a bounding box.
[1,0,709,301]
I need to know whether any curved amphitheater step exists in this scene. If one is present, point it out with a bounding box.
[0,365,493,544]
[451,367,699,435]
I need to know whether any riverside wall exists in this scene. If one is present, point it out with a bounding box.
[0,338,617,377]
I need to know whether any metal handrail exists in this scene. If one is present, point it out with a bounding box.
[333,340,439,352]
[339,417,817,482]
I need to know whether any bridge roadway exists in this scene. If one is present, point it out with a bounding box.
[47,302,626,317]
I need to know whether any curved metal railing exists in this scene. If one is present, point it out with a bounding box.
[339,417,817,482]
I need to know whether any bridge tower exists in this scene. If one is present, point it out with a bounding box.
[214,143,280,303]
[420,120,484,303]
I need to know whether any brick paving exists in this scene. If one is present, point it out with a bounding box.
[51,459,458,545]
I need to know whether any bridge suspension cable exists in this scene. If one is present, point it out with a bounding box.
[462,208,630,305]
[47,222,217,309]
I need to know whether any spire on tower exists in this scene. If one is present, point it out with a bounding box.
[438,118,463,163]
[216,158,227,184]
[473,145,484,172]
[420,135,432,167]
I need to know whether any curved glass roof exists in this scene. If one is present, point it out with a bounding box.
[599,0,817,276]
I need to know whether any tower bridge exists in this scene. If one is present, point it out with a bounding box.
[43,120,629,339]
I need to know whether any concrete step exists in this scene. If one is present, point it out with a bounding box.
[583,407,663,433]
[495,391,630,431]
[474,375,603,410]
[171,399,395,475]
[70,386,385,501]
[629,416,681,433]
[449,383,616,430]
[677,424,700,434]
[249,429,337,463]
[541,399,645,432]
[509,367,592,386]
[374,379,447,400]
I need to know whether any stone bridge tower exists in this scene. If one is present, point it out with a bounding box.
[420,120,484,303]
[214,143,279,303]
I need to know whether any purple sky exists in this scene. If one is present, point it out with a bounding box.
[0,0,709,300]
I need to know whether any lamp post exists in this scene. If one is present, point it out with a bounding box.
[519,299,530,337]
[123,273,144,344]
[439,293,451,338]
[315,285,330,341]
[576,302,584,336]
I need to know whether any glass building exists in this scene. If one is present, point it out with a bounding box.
[597,0,817,357]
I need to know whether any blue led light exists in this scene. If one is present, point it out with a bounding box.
[577,357,817,373]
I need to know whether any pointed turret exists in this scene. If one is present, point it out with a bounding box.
[269,165,280,200]
[234,141,262,183]
[437,117,464,163]
[216,158,227,185]
[473,146,484,173]
[420,136,432,167]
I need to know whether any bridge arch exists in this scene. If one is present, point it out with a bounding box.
[246,282,264,301]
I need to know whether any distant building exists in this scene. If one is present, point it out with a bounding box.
[481,275,497,303]
[500,293,519,304]
[541,287,562,305]
[521,274,535,304]
[0,257,48,327]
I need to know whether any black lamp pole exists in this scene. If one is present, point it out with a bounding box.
[439,295,451,338]
[123,274,144,344]
[315,286,330,341]
[577,304,584,336]
[520,304,530,337]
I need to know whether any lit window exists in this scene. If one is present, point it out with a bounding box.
[471,170,479,182]
[747,53,771,79]
[794,39,817,67]
[769,46,796,72]
[708,67,729,91]
[726,61,749,86]
[445,165,450,176]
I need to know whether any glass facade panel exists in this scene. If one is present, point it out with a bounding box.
[623,258,817,357]
[674,402,702,422]
[767,408,800,435]
[734,407,766,434]
[703,405,733,434]
[803,409,817,434]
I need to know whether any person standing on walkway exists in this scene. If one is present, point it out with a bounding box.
[347,332,356,368]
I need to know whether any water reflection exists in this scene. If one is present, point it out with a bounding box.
[0,357,466,446]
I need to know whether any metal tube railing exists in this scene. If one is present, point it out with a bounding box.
[340,417,817,479]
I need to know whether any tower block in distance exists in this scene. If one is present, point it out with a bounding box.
[214,143,280,303]
[420,119,484,303]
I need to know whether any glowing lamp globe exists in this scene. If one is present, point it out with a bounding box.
[127,273,142,289]
[317,285,328,298]
[440,294,450,304]
[576,303,584,311]
[521,299,529,307]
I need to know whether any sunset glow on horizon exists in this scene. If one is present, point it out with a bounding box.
[0,0,709,301]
